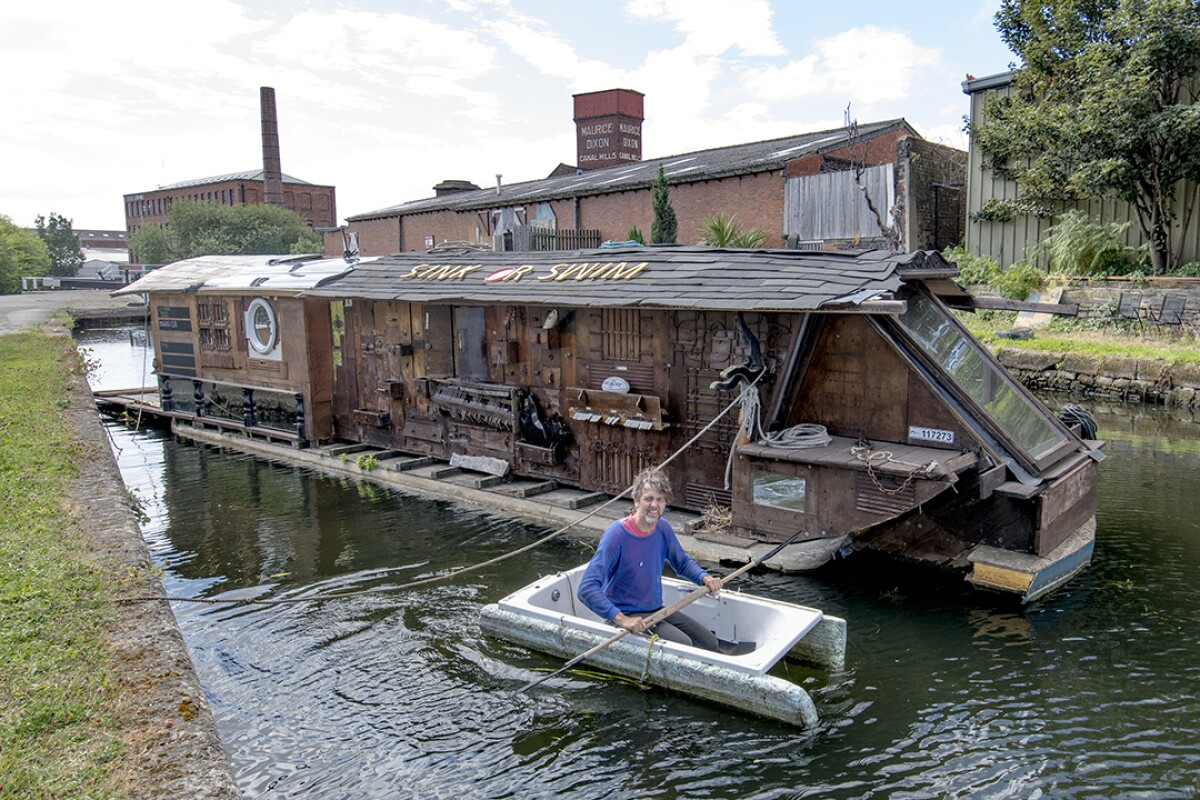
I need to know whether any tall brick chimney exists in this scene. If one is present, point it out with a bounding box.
[573,89,644,171]
[260,87,284,207]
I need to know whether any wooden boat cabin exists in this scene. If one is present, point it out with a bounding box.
[302,246,1099,600]
[114,254,369,445]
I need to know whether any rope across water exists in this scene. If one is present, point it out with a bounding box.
[119,370,769,607]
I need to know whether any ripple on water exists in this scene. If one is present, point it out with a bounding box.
[79,375,1200,800]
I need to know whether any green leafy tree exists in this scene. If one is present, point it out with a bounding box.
[626,226,645,244]
[34,212,83,276]
[128,225,174,265]
[129,200,322,264]
[700,213,767,248]
[0,215,52,294]
[650,165,677,244]
[971,0,1200,273]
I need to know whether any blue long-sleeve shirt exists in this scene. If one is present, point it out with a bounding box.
[577,517,708,622]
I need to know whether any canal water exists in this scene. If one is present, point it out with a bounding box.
[82,328,1199,799]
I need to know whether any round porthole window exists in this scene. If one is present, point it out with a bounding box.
[246,298,278,355]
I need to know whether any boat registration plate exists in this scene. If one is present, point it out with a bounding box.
[909,425,955,444]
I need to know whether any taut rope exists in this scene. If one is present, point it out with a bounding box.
[119,371,768,607]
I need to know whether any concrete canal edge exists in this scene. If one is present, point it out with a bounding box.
[68,369,240,797]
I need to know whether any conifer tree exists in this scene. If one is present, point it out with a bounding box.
[650,165,677,244]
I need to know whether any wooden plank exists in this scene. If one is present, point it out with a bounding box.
[971,296,1079,316]
[1035,460,1098,556]
[450,453,511,476]
[978,463,1007,500]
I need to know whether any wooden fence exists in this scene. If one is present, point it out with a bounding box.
[499,225,603,252]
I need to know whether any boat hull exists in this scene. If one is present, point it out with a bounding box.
[480,604,821,727]
[480,566,846,727]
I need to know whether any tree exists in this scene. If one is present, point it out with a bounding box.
[0,215,51,294]
[128,225,174,265]
[129,200,322,264]
[971,0,1200,273]
[700,213,767,248]
[650,164,677,244]
[34,212,83,276]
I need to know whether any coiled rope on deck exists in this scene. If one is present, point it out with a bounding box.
[119,370,768,607]
[723,384,830,489]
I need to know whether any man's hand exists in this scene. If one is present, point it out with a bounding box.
[702,575,723,596]
[613,611,646,633]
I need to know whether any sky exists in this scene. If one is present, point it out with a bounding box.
[0,0,1017,231]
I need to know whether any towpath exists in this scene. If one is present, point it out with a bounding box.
[2,288,240,798]
[0,288,142,334]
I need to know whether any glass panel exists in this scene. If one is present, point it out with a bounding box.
[897,292,1068,460]
[253,306,273,344]
[752,470,806,512]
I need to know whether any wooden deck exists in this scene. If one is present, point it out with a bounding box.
[738,436,978,480]
[93,387,300,446]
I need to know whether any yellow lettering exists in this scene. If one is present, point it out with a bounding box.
[401,263,428,279]
[574,262,607,280]
[554,264,584,281]
[538,263,569,281]
[611,261,648,280]
[588,262,621,279]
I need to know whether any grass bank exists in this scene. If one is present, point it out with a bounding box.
[957,310,1200,365]
[0,330,124,799]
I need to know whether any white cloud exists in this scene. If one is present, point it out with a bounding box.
[623,0,785,57]
[743,25,941,105]
[484,19,621,89]
[0,1,992,229]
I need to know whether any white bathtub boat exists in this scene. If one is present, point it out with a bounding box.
[480,565,846,727]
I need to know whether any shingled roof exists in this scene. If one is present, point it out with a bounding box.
[305,246,956,312]
[347,119,916,222]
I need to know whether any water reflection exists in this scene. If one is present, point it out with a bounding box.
[82,329,1200,799]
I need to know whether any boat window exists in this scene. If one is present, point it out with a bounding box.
[751,470,806,512]
[896,291,1068,461]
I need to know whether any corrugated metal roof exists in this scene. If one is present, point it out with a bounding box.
[304,246,955,312]
[135,170,318,193]
[112,254,365,296]
[348,119,914,221]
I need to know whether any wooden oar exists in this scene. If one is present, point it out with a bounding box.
[517,529,806,693]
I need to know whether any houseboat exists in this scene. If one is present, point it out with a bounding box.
[112,253,370,444]
[116,246,1101,601]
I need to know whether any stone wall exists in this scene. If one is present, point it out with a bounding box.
[998,348,1200,408]
[975,277,1200,331]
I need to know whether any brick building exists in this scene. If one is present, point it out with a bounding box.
[326,88,964,256]
[328,98,964,259]
[124,169,337,244]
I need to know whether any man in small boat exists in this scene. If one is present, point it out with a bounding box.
[577,468,724,651]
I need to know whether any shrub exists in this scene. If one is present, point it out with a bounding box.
[991,259,1044,300]
[942,245,1000,286]
[700,213,766,248]
[1169,261,1200,278]
[1035,210,1146,277]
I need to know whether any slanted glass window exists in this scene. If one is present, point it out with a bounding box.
[752,470,806,512]
[896,292,1068,462]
